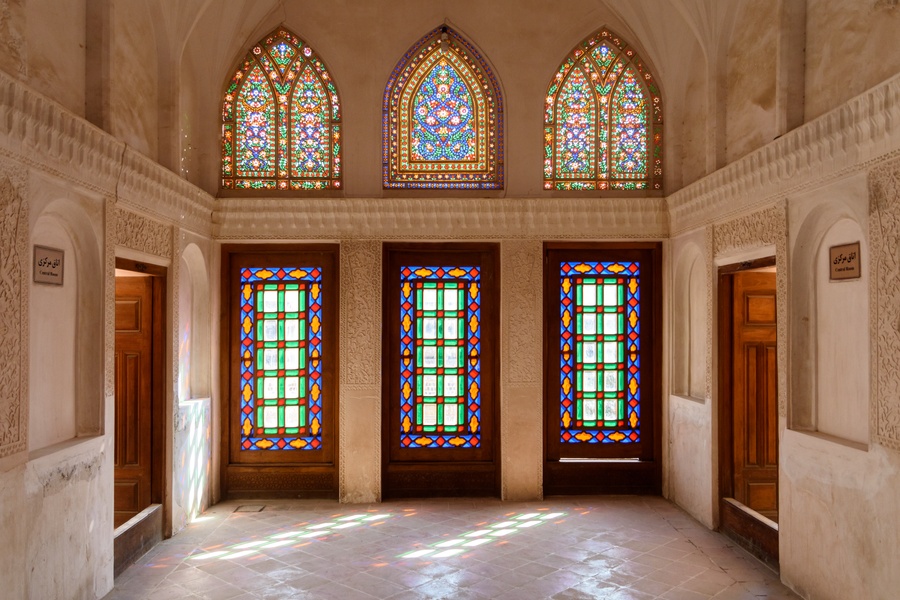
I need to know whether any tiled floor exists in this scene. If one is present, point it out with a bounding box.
[105,496,799,599]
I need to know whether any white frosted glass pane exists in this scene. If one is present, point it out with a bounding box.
[423,318,437,339]
[423,346,437,368]
[284,290,299,312]
[583,342,596,364]
[263,320,278,341]
[444,289,458,311]
[604,342,618,364]
[285,348,299,370]
[444,318,458,340]
[285,320,300,341]
[264,406,278,428]
[285,377,300,398]
[582,314,596,335]
[444,346,458,368]
[263,290,278,313]
[423,375,437,397]
[583,399,597,421]
[285,406,299,428]
[264,349,279,370]
[604,399,618,420]
[604,371,618,392]
[444,376,458,397]
[262,377,278,399]
[423,289,437,311]
[583,370,597,393]
[603,313,618,334]
[423,403,437,426]
[583,284,596,307]
[444,404,458,426]
[603,284,618,306]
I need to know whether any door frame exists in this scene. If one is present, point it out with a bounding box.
[716,256,778,566]
[113,257,169,572]
[381,242,501,498]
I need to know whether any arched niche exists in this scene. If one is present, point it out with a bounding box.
[178,243,211,401]
[791,204,869,445]
[28,199,103,451]
[672,243,707,400]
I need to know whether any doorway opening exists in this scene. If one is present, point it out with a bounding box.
[717,257,779,567]
[113,258,167,575]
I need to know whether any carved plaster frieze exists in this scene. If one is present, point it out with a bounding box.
[115,208,173,259]
[705,227,714,402]
[213,198,669,241]
[669,73,900,235]
[869,160,900,451]
[104,198,116,400]
[0,71,214,237]
[713,204,788,417]
[0,172,27,457]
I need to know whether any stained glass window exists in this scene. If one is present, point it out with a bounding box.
[238,266,325,450]
[557,261,641,444]
[398,265,482,448]
[384,26,503,189]
[222,29,341,190]
[544,29,662,191]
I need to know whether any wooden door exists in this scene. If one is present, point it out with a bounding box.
[114,276,154,527]
[382,244,500,498]
[543,244,662,495]
[731,270,778,520]
[222,246,339,498]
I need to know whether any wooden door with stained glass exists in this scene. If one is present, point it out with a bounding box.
[543,244,661,494]
[223,246,338,498]
[382,244,500,498]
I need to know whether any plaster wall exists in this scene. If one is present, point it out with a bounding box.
[23,0,85,116]
[725,0,778,164]
[805,0,900,122]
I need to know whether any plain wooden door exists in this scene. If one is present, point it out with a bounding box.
[731,270,778,521]
[114,276,154,527]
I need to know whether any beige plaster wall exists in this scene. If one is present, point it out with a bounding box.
[725,0,778,164]
[805,0,900,122]
[23,0,85,116]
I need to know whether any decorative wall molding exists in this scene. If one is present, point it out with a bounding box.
[0,70,214,236]
[115,208,173,259]
[869,159,900,451]
[213,198,669,241]
[339,241,382,388]
[704,226,714,402]
[103,198,116,402]
[0,172,27,457]
[670,72,900,235]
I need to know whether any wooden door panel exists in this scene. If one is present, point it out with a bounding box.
[114,276,154,527]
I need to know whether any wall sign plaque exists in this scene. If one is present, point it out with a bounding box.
[829,242,860,281]
[33,245,64,285]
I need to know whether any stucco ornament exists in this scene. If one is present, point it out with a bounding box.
[115,209,173,259]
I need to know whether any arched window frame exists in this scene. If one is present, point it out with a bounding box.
[222,28,342,191]
[383,26,504,189]
[544,28,663,191]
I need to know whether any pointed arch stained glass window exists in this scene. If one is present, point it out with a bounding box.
[544,29,662,191]
[384,26,503,189]
[222,29,342,190]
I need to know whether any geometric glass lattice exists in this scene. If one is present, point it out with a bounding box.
[399,265,482,448]
[238,266,324,450]
[558,261,641,444]
[384,26,503,189]
[222,28,342,191]
[544,28,662,191]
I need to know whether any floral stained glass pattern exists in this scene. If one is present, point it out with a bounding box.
[222,29,341,190]
[238,266,325,451]
[384,26,503,189]
[544,29,662,191]
[557,261,642,445]
[398,265,482,448]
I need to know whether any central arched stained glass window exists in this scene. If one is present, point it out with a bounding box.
[384,26,504,189]
[544,28,663,191]
[222,28,342,190]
